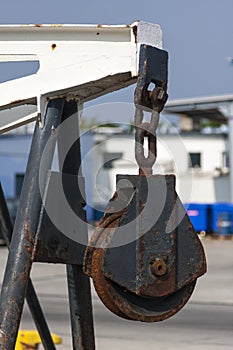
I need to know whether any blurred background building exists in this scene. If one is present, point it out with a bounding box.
[1,95,233,236]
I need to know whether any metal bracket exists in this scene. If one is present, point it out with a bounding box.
[34,171,87,265]
[134,45,168,110]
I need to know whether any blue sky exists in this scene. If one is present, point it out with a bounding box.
[0,0,233,101]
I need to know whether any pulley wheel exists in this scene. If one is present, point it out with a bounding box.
[90,216,131,320]
[91,214,197,322]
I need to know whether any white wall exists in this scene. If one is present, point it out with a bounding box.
[182,135,227,172]
[0,131,230,208]
[91,132,230,207]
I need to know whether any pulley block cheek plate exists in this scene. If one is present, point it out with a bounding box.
[101,174,177,298]
[84,174,206,322]
[102,175,206,295]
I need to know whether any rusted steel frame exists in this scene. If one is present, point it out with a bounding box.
[0,184,56,350]
[0,99,65,350]
[57,101,95,350]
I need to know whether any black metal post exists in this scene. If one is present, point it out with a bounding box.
[0,184,56,350]
[0,99,65,350]
[58,101,95,350]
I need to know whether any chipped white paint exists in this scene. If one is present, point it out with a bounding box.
[0,21,162,131]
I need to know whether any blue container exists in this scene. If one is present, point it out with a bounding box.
[84,205,94,222]
[210,203,233,235]
[93,208,105,221]
[184,203,209,232]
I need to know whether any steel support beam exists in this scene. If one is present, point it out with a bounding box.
[0,99,64,349]
[57,101,95,350]
[0,184,56,350]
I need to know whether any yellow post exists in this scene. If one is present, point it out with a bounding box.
[15,330,62,350]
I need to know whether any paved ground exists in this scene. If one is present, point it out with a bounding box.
[0,238,233,350]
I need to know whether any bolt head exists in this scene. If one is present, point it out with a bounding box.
[150,259,167,277]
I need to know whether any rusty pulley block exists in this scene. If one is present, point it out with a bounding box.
[83,46,206,322]
[84,175,206,322]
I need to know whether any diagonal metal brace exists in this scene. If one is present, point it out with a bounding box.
[0,184,57,350]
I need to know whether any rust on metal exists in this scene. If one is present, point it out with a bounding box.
[0,330,7,344]
[91,211,197,322]
[24,222,34,255]
[51,43,57,51]
[109,280,196,323]
[20,267,29,283]
[91,217,130,320]
[150,258,167,277]
[86,172,206,322]
[83,197,127,276]
[24,244,33,255]
[9,99,26,106]
[134,75,168,175]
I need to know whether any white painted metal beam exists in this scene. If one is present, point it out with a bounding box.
[166,94,233,109]
[0,21,162,131]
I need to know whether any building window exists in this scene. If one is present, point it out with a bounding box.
[188,153,201,168]
[103,152,123,169]
[222,151,229,168]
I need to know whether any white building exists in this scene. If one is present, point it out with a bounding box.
[89,130,230,212]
